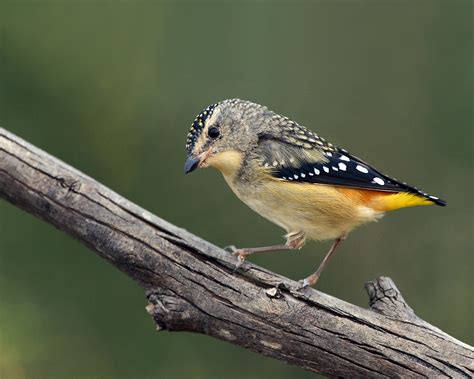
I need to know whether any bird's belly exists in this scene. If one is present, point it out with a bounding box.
[226,177,382,241]
[242,195,353,241]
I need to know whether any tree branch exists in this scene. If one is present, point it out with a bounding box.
[0,127,472,378]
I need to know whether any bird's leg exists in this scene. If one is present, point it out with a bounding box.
[227,244,291,272]
[227,231,306,270]
[298,235,346,289]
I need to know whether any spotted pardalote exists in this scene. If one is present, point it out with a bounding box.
[184,99,446,287]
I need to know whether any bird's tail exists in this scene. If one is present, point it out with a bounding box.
[371,192,446,212]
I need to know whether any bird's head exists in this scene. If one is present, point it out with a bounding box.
[184,99,269,176]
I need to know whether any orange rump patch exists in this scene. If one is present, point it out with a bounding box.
[337,188,434,212]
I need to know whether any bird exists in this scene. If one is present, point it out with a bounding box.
[184,99,446,288]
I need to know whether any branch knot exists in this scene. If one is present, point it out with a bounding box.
[365,276,417,321]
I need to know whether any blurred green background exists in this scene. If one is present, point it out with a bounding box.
[0,1,472,378]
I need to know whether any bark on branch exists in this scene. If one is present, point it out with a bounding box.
[0,128,472,378]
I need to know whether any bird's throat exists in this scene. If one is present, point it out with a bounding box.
[206,150,244,178]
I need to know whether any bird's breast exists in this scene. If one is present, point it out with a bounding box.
[222,175,383,241]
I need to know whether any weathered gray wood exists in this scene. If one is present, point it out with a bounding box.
[0,127,472,378]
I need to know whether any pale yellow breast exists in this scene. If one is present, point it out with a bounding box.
[224,175,383,241]
[206,150,382,241]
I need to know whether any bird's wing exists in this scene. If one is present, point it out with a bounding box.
[256,131,446,206]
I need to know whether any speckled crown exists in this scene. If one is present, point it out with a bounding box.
[185,103,219,154]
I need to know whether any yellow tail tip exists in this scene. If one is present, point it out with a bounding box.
[372,192,446,212]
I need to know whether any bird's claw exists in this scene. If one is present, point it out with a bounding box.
[297,278,310,290]
[225,247,249,272]
[232,254,246,273]
[297,273,319,290]
[223,245,248,272]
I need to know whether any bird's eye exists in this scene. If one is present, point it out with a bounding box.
[208,126,220,139]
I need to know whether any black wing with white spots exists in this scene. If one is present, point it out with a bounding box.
[254,112,446,206]
[256,127,446,206]
[275,150,446,206]
[278,150,391,190]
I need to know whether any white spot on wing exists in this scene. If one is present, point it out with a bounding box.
[340,155,350,162]
[294,174,299,179]
[323,166,329,173]
[301,173,306,178]
[356,165,369,173]
[314,168,320,175]
[373,177,385,185]
[338,162,347,171]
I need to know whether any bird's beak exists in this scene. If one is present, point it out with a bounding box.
[184,154,202,174]
[185,148,214,174]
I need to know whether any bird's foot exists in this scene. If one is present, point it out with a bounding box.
[285,231,307,250]
[297,273,319,290]
[297,279,310,290]
[224,245,249,272]
[233,253,246,272]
